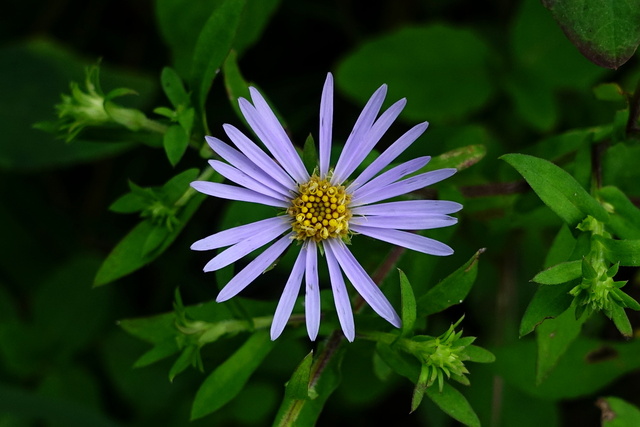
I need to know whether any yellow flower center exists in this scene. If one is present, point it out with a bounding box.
[288,175,352,242]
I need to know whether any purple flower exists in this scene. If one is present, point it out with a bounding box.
[191,73,461,342]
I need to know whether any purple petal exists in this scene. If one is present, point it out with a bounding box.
[224,124,297,190]
[216,233,294,302]
[351,200,463,216]
[203,220,290,272]
[351,168,457,206]
[348,122,429,192]
[350,224,454,256]
[304,240,320,341]
[324,241,355,341]
[352,156,431,201]
[336,98,406,183]
[191,181,289,208]
[240,94,309,184]
[205,136,291,197]
[208,160,289,202]
[271,248,306,340]
[324,238,401,328]
[332,84,387,184]
[351,214,457,230]
[191,216,290,251]
[319,73,333,178]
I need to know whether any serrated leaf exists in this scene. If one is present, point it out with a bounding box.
[425,382,481,427]
[163,124,190,167]
[532,260,582,285]
[161,67,190,108]
[501,153,608,227]
[519,282,574,337]
[595,235,640,266]
[417,248,484,317]
[190,0,246,110]
[542,0,640,69]
[191,331,274,420]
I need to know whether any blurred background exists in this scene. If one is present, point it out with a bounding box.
[1,0,639,426]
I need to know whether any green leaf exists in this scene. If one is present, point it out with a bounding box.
[94,189,207,286]
[464,345,496,364]
[285,351,314,401]
[398,269,417,337]
[425,382,481,427]
[190,0,246,110]
[417,248,484,317]
[535,306,586,384]
[411,365,429,413]
[494,337,640,400]
[423,144,486,172]
[609,304,633,337]
[519,282,574,337]
[271,351,314,427]
[277,339,346,427]
[222,50,252,123]
[162,168,199,203]
[532,260,582,285]
[132,338,180,368]
[598,186,640,239]
[302,134,318,175]
[595,235,640,266]
[1,40,154,171]
[544,224,577,268]
[109,192,147,214]
[163,124,190,166]
[160,66,190,108]
[168,345,199,382]
[501,153,608,227]
[191,331,274,420]
[599,396,640,427]
[336,24,495,122]
[593,82,627,102]
[542,0,640,69]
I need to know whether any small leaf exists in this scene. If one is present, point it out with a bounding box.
[535,306,586,384]
[141,225,170,256]
[302,134,318,175]
[161,67,190,108]
[169,345,198,382]
[542,0,640,69]
[501,153,608,227]
[599,396,640,427]
[222,50,251,123]
[398,269,417,337]
[532,260,582,285]
[464,345,496,364]
[191,331,274,420]
[611,288,640,311]
[425,382,481,427]
[595,235,640,266]
[190,0,246,110]
[285,351,314,401]
[163,124,190,167]
[424,144,486,172]
[609,304,633,338]
[132,338,180,368]
[519,282,574,337]
[109,192,146,214]
[417,248,484,317]
[593,82,627,102]
[162,168,200,203]
[598,186,640,240]
[411,365,430,413]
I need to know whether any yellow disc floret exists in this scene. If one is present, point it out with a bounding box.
[288,174,352,242]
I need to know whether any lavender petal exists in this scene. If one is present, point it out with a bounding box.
[350,224,454,256]
[351,214,458,230]
[319,73,333,178]
[352,156,431,201]
[216,233,293,302]
[351,200,463,216]
[271,248,306,340]
[191,181,289,208]
[324,241,355,341]
[191,216,290,251]
[304,240,320,341]
[208,160,289,202]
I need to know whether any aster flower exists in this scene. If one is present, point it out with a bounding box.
[190,73,461,342]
